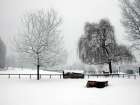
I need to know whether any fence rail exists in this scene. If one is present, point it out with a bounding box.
[0,73,137,79]
[86,73,137,79]
[0,74,63,79]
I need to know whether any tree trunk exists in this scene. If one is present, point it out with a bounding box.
[37,64,40,80]
[108,61,112,74]
[37,53,40,80]
[139,67,140,76]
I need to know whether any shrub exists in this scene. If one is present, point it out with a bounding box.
[126,70,134,74]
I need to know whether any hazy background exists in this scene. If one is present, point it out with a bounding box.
[0,0,132,65]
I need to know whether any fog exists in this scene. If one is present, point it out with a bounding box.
[0,0,132,64]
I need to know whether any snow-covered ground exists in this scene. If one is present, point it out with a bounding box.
[0,68,140,105]
[0,78,140,105]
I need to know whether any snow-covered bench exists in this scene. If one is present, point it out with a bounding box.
[63,70,84,79]
[86,80,108,88]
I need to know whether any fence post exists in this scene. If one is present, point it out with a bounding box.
[139,67,140,76]
[50,75,51,79]
[40,74,41,79]
[30,74,31,79]
[128,75,130,79]
[8,74,10,79]
[134,75,136,79]
[19,74,20,79]
[60,74,61,79]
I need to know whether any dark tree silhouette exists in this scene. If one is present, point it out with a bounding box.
[78,19,135,73]
[0,37,6,68]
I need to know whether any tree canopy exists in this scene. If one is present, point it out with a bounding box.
[16,9,67,80]
[120,0,140,50]
[78,19,135,73]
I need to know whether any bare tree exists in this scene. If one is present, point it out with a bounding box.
[0,37,6,68]
[16,9,67,80]
[120,0,140,50]
[78,19,134,73]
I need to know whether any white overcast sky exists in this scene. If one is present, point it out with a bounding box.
[0,0,131,64]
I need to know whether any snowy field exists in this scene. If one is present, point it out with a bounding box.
[0,68,140,105]
[0,78,140,105]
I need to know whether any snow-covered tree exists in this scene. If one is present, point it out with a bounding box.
[120,0,140,50]
[78,19,135,73]
[16,9,67,80]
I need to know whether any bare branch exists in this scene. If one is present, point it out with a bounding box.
[16,9,67,69]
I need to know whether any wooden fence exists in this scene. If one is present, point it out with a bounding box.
[0,73,137,79]
[0,74,63,79]
[86,73,137,79]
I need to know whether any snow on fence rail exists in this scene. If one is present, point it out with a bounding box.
[0,73,137,79]
[0,74,63,79]
[86,73,137,79]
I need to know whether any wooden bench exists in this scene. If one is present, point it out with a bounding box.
[86,80,108,88]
